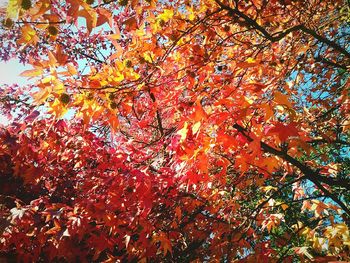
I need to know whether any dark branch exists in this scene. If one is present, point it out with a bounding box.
[233,123,350,216]
[149,91,164,136]
[215,0,350,59]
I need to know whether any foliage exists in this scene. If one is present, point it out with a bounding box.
[0,0,349,262]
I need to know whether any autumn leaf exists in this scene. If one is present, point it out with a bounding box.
[274,91,293,108]
[20,68,44,77]
[1,0,349,261]
[266,122,299,142]
[177,122,189,143]
[17,25,38,45]
[6,0,19,19]
[124,16,138,31]
[153,232,172,256]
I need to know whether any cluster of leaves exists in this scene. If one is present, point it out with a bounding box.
[0,0,350,261]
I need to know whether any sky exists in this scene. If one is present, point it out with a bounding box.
[0,0,90,124]
[0,0,32,86]
[0,59,31,86]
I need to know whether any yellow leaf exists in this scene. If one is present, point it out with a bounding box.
[177,122,188,143]
[143,51,155,64]
[186,7,195,21]
[41,75,56,84]
[244,96,254,105]
[246,57,256,63]
[157,9,174,22]
[33,88,50,104]
[20,68,43,77]
[49,98,68,117]
[6,0,19,19]
[294,247,314,259]
[192,121,201,135]
[313,237,326,251]
[171,51,180,62]
[112,72,124,83]
[262,185,277,193]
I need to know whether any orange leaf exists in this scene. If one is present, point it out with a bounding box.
[274,91,292,108]
[124,16,138,31]
[78,8,97,33]
[17,25,38,45]
[96,8,112,27]
[20,68,43,77]
[108,114,119,131]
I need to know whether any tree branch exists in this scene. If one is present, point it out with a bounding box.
[56,40,105,64]
[315,56,348,70]
[215,0,350,59]
[233,123,350,216]
[148,91,164,136]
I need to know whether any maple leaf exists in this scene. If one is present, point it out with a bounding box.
[20,68,44,78]
[17,25,38,45]
[78,5,97,33]
[265,122,299,142]
[153,231,172,256]
[1,0,350,261]
[177,122,189,143]
[274,91,293,108]
[6,0,19,19]
[124,16,138,31]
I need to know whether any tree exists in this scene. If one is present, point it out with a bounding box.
[0,0,349,261]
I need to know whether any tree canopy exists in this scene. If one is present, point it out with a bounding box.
[0,0,349,262]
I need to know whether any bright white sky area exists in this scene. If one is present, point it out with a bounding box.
[0,0,32,85]
[0,59,31,85]
[0,1,31,85]
[0,0,6,7]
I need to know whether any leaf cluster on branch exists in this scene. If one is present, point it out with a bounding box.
[0,0,349,261]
